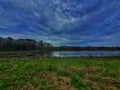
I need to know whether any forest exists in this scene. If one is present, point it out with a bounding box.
[0,36,120,51]
[0,36,52,51]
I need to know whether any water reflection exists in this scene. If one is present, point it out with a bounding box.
[25,52,52,57]
[0,51,120,58]
[53,51,120,57]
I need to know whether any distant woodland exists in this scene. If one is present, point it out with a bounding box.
[0,36,120,51]
[53,46,120,51]
[0,36,52,51]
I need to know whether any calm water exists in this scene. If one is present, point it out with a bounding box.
[0,51,120,58]
[52,51,120,57]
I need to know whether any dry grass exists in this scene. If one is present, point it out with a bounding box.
[0,57,120,90]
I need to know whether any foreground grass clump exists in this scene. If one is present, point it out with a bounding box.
[0,57,120,90]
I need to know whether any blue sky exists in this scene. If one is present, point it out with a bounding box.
[0,0,120,46]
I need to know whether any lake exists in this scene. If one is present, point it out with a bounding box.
[52,51,120,57]
[1,50,120,58]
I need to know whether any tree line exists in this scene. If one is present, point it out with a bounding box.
[0,36,52,51]
[53,46,120,51]
[0,36,120,51]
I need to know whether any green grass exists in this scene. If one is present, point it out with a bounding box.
[0,57,120,90]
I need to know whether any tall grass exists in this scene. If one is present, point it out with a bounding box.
[0,57,120,90]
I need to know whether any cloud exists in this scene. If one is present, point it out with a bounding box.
[0,0,120,46]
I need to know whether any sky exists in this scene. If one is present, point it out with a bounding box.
[0,0,120,46]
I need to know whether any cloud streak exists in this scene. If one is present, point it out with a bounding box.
[0,0,120,46]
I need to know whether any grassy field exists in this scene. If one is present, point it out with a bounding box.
[0,57,120,90]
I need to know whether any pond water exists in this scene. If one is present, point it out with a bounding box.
[0,51,120,58]
[52,51,120,57]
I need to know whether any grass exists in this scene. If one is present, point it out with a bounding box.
[0,57,120,90]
